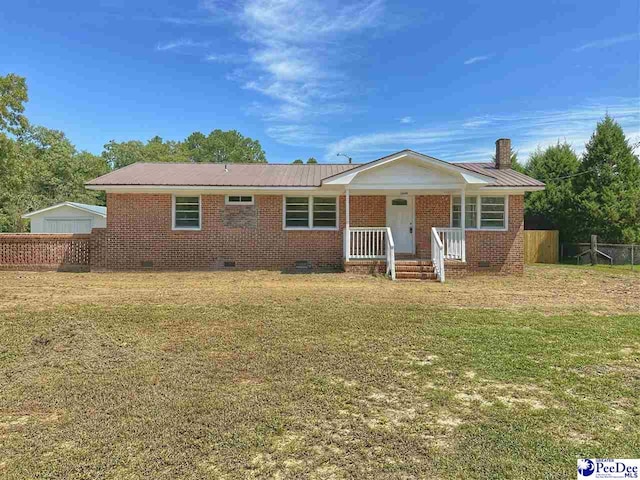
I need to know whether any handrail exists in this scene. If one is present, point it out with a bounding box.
[385,227,396,281]
[431,227,445,283]
[435,227,465,261]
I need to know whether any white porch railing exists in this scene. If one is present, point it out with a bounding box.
[385,227,396,281]
[431,227,445,283]
[345,227,396,280]
[435,227,465,261]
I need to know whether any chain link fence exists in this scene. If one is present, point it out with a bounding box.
[561,242,637,270]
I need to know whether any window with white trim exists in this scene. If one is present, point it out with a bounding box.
[226,195,254,205]
[452,195,506,230]
[480,196,506,228]
[284,196,337,229]
[452,196,477,229]
[173,195,200,229]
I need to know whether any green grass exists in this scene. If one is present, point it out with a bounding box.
[0,266,639,479]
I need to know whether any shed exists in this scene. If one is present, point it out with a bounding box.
[22,202,106,233]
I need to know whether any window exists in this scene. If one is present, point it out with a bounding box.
[226,195,254,205]
[452,195,506,230]
[173,195,200,229]
[452,196,478,229]
[391,198,408,206]
[480,196,506,229]
[285,197,310,228]
[312,197,337,227]
[284,196,338,229]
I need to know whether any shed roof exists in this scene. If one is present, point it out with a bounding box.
[22,202,107,218]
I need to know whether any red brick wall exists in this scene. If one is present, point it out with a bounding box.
[415,195,451,258]
[95,193,524,274]
[98,194,389,271]
[414,194,524,274]
[0,234,90,271]
[465,195,524,274]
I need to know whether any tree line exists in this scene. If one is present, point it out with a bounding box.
[0,74,267,232]
[516,115,640,243]
[1,73,638,242]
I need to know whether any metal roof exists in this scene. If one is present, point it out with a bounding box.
[452,163,545,187]
[86,163,360,187]
[22,202,107,218]
[86,154,544,189]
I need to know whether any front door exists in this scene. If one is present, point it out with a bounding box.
[386,196,414,254]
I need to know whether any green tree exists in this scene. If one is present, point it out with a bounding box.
[0,73,28,135]
[306,157,318,164]
[524,142,580,240]
[183,129,267,164]
[292,159,303,164]
[573,115,640,243]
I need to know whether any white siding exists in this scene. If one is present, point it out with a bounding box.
[27,206,106,233]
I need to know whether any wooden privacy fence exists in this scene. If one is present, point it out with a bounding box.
[0,234,91,271]
[524,230,559,264]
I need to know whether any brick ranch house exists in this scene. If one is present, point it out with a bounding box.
[85,139,544,281]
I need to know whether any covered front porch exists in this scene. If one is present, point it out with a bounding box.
[342,192,467,282]
[322,150,492,281]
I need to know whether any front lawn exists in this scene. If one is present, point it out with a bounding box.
[0,266,638,479]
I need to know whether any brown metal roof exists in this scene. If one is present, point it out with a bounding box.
[87,157,544,188]
[86,163,361,187]
[453,163,545,187]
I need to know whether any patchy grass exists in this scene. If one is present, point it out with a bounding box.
[0,265,638,479]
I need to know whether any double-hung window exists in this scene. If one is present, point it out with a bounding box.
[480,196,506,229]
[173,195,201,230]
[452,195,506,230]
[452,196,478,229]
[284,196,338,229]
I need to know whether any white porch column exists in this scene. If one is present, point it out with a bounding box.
[460,188,466,262]
[344,188,351,261]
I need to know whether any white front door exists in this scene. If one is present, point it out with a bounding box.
[386,196,414,254]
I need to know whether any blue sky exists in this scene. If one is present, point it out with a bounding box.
[1,0,639,163]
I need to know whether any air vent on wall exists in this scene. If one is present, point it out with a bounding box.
[478,261,490,268]
[224,261,236,268]
[295,260,312,271]
[141,260,153,269]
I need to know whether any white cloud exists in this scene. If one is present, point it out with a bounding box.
[205,53,248,64]
[266,124,329,146]
[156,39,210,51]
[463,54,493,65]
[400,116,413,124]
[194,0,385,125]
[573,33,639,52]
[325,98,640,162]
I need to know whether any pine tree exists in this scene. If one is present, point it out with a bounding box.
[524,142,580,240]
[573,115,640,243]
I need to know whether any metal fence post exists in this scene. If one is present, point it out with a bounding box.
[632,244,635,271]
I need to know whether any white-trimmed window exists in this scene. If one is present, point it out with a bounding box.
[225,195,254,205]
[480,196,506,229]
[284,196,338,229]
[173,195,201,230]
[452,196,478,229]
[452,195,506,230]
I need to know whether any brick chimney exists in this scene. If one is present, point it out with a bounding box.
[495,138,511,169]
